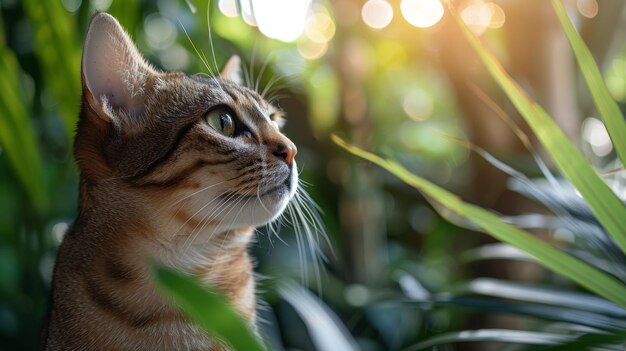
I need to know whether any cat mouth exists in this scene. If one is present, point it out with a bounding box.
[260,174,292,197]
[219,173,292,200]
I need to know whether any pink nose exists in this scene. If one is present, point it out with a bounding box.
[272,141,297,166]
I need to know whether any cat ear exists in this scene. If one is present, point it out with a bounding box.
[82,12,155,124]
[220,55,243,85]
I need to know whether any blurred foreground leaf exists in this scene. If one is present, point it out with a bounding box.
[22,0,81,143]
[0,44,48,211]
[280,282,359,351]
[333,135,626,308]
[447,3,626,257]
[153,266,264,351]
[552,0,626,166]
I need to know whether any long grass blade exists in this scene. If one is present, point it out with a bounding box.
[333,136,626,308]
[447,3,626,255]
[551,0,626,166]
[153,266,265,351]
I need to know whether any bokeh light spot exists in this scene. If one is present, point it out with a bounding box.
[403,89,434,121]
[298,40,328,60]
[577,0,599,19]
[582,117,613,157]
[92,0,112,11]
[305,8,336,44]
[218,0,239,18]
[61,0,82,13]
[460,0,491,35]
[487,2,506,29]
[144,14,177,50]
[253,0,311,42]
[240,0,257,26]
[361,0,394,30]
[400,0,444,28]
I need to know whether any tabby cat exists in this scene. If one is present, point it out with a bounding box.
[42,12,298,350]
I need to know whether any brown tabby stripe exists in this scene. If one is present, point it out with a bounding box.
[104,258,137,283]
[235,161,257,171]
[173,209,202,229]
[83,277,175,329]
[225,89,239,103]
[132,157,237,188]
[130,122,197,180]
[233,173,260,188]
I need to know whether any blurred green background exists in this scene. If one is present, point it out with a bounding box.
[1,0,626,350]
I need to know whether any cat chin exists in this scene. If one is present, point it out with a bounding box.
[241,166,298,227]
[176,165,298,229]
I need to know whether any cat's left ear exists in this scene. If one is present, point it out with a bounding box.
[82,12,155,126]
[220,55,243,85]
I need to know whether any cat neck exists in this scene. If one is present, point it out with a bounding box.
[72,178,257,321]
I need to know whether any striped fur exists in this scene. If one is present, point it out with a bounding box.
[43,13,297,350]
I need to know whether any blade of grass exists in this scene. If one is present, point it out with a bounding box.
[551,0,626,166]
[333,135,626,308]
[447,4,626,255]
[153,266,264,351]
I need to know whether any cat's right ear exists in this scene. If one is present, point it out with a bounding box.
[82,13,155,126]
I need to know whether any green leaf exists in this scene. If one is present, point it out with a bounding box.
[333,135,626,308]
[457,278,626,318]
[446,4,626,256]
[22,0,81,143]
[0,45,48,211]
[404,329,572,351]
[528,331,626,351]
[280,283,359,351]
[435,296,626,331]
[552,0,626,166]
[153,266,264,351]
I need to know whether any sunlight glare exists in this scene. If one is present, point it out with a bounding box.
[361,0,394,30]
[401,0,444,29]
[252,0,311,42]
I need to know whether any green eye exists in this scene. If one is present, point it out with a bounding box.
[205,109,235,137]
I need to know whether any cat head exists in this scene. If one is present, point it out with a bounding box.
[76,13,297,231]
